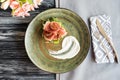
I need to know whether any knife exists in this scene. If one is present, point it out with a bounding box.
[96,19,119,63]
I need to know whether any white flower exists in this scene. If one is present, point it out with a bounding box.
[1,0,10,10]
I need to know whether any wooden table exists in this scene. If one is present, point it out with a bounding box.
[0,0,56,80]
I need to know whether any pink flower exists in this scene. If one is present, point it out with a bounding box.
[0,0,43,17]
[13,7,30,18]
[13,3,35,17]
[22,3,35,12]
[10,1,20,9]
[33,0,43,8]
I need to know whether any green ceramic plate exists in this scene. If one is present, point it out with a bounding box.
[25,8,90,73]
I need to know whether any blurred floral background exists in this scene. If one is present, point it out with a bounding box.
[0,0,43,17]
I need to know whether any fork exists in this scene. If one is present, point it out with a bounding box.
[93,31,110,61]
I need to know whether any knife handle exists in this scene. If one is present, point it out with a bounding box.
[108,39,119,63]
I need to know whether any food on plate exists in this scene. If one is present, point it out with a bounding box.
[42,18,67,43]
[42,18,80,59]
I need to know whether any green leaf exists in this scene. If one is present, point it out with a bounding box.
[18,0,26,3]
[17,0,33,4]
[11,9,15,16]
[19,1,23,7]
[26,0,33,4]
[0,0,6,2]
[53,40,60,44]
[49,17,55,21]
[48,17,59,22]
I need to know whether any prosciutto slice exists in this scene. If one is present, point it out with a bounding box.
[43,21,67,41]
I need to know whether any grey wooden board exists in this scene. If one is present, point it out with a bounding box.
[0,0,56,80]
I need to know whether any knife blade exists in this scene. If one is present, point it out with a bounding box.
[96,19,119,63]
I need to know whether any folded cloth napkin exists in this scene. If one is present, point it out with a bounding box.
[90,15,115,63]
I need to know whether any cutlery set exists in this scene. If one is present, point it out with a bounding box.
[96,19,119,63]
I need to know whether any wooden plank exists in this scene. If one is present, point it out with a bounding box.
[0,42,27,59]
[0,24,27,29]
[0,24,27,41]
[0,59,55,79]
[0,30,25,41]
[0,59,52,75]
[0,75,55,80]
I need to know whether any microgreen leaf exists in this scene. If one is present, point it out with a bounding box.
[0,0,6,2]
[26,0,33,4]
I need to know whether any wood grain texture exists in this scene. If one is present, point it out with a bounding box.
[0,24,26,41]
[0,0,56,79]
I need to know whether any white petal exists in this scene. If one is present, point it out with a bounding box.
[1,0,10,10]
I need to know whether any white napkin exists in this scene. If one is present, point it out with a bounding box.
[90,15,115,63]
